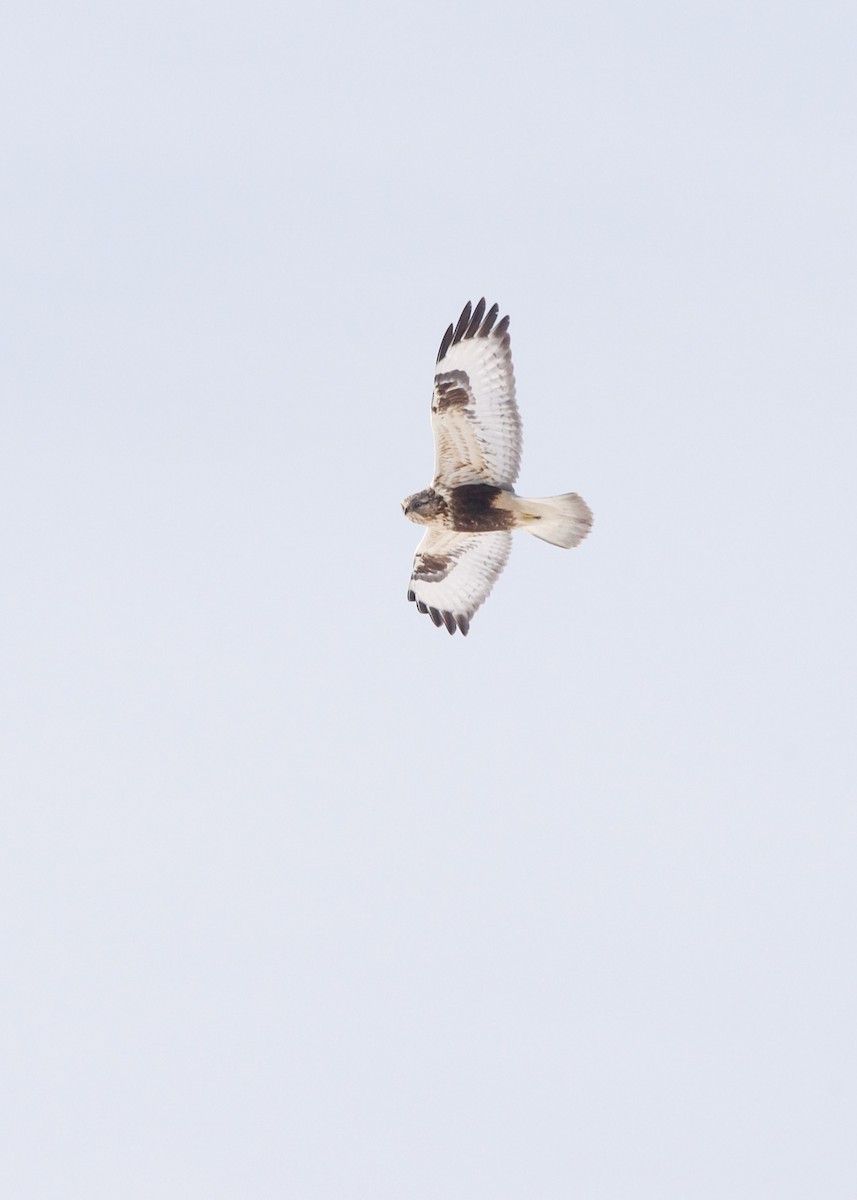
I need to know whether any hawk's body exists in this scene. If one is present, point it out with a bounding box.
[403,299,592,635]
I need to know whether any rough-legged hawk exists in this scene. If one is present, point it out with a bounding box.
[403,299,592,635]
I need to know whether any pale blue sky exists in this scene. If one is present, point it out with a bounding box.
[3,1,856,1196]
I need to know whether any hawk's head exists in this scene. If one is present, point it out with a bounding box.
[402,487,447,526]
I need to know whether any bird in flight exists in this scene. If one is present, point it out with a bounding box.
[403,298,592,635]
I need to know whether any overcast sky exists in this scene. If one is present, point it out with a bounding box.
[3,1,856,1196]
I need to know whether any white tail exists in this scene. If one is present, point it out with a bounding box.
[506,492,593,548]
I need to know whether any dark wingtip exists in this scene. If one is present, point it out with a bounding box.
[464,298,486,339]
[451,302,472,347]
[439,300,505,359]
[479,303,499,337]
[409,596,471,637]
[437,322,454,362]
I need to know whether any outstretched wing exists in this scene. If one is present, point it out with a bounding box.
[407,528,512,636]
[432,299,522,488]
